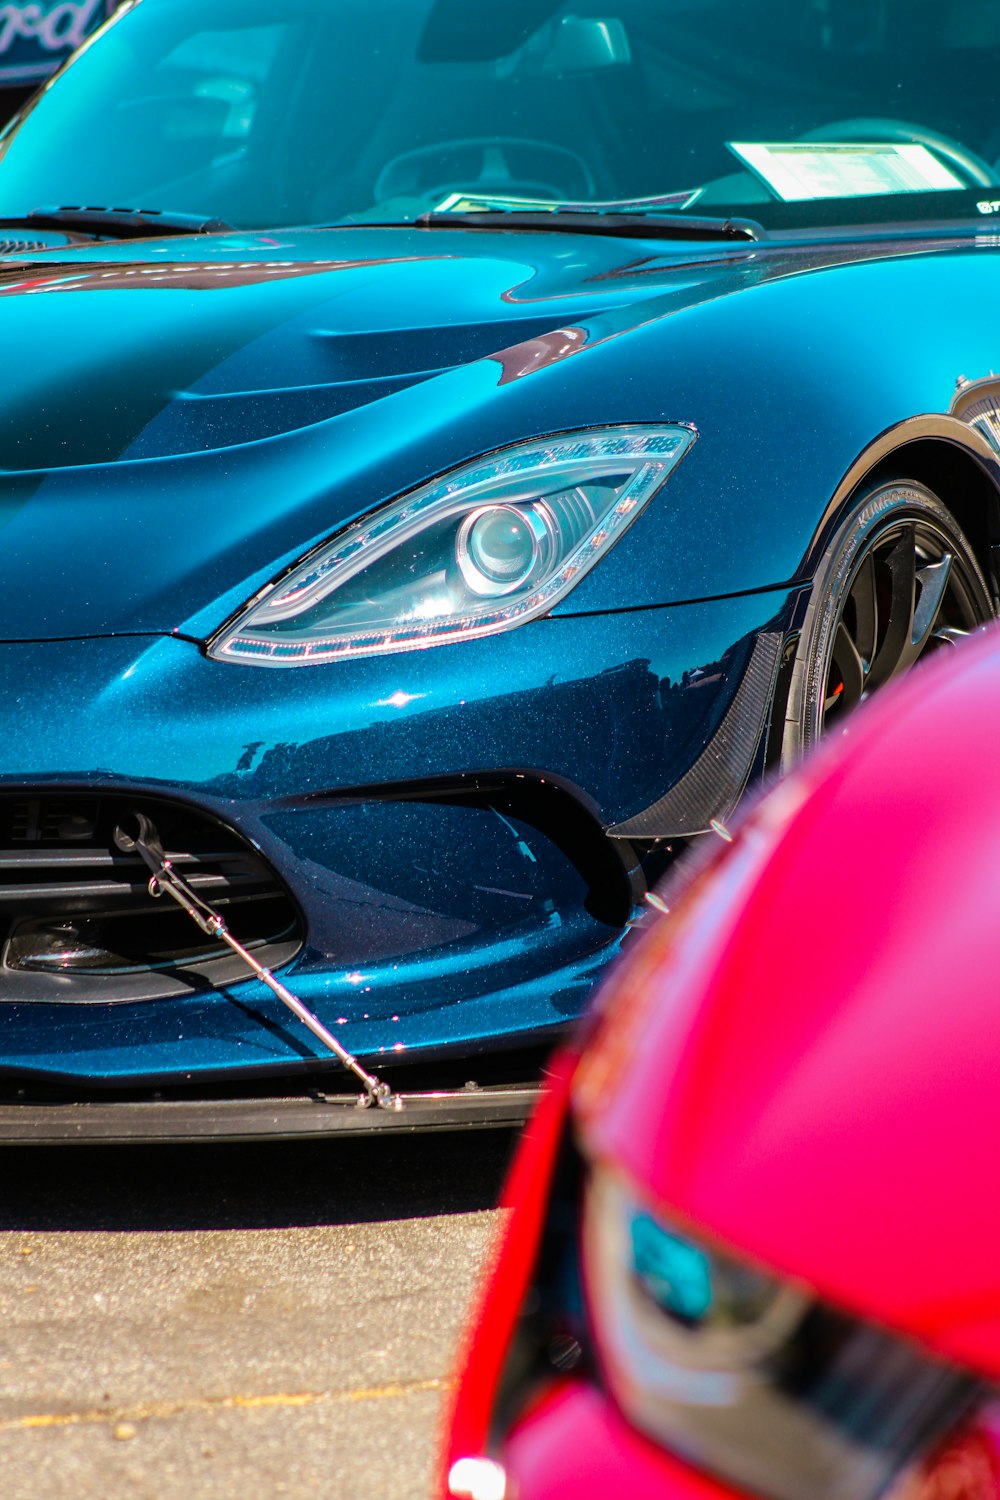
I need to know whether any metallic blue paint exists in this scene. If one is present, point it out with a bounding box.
[1,214,999,1109]
[0,583,798,1083]
[2,231,999,644]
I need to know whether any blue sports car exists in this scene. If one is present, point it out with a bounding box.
[0,0,998,1137]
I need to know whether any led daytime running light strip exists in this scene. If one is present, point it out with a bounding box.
[214,428,695,664]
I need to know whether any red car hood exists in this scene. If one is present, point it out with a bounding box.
[575,624,1000,1382]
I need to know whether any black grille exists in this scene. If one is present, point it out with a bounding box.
[0,794,302,1003]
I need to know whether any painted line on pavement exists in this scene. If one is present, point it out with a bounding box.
[0,1376,453,1435]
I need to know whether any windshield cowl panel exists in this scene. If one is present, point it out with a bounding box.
[0,0,997,239]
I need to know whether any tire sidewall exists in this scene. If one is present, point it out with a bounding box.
[782,480,992,767]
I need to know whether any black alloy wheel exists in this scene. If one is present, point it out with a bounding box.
[782,480,995,766]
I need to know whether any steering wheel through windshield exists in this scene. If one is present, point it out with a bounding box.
[374,136,597,207]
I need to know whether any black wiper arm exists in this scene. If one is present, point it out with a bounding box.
[414,208,764,242]
[0,206,233,238]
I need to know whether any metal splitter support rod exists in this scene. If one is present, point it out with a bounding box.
[115,814,399,1110]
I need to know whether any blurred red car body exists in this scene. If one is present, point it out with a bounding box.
[443,624,1000,1500]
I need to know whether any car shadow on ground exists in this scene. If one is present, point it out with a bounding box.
[0,1128,519,1233]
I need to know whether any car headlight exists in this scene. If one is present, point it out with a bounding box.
[209,426,695,665]
[582,1167,979,1500]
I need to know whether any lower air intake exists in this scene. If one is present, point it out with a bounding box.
[0,793,302,1003]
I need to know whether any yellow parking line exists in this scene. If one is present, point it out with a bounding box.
[0,1376,453,1435]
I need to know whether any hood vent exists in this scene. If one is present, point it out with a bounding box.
[125,316,565,458]
[0,236,54,256]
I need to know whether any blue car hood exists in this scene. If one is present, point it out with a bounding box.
[0,222,959,639]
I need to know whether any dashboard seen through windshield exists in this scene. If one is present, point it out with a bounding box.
[0,0,997,233]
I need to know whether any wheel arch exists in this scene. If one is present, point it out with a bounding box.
[804,416,1000,604]
[782,460,997,766]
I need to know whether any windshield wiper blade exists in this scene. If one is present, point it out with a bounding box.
[414,208,764,242]
[0,206,233,239]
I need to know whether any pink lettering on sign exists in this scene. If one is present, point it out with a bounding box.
[0,0,103,59]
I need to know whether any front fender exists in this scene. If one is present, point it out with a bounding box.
[530,245,1000,612]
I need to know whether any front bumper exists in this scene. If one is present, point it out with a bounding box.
[495,1379,742,1500]
[0,586,799,1107]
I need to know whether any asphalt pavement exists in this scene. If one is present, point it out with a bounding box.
[0,1129,517,1497]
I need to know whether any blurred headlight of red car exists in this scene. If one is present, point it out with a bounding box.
[448,1108,995,1500]
[582,1166,977,1500]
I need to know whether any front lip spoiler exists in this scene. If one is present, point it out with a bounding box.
[0,1080,539,1143]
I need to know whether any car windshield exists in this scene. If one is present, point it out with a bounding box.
[0,0,997,236]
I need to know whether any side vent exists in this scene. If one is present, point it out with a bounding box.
[609,632,783,839]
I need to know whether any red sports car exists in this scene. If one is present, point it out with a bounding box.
[443,624,1000,1500]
